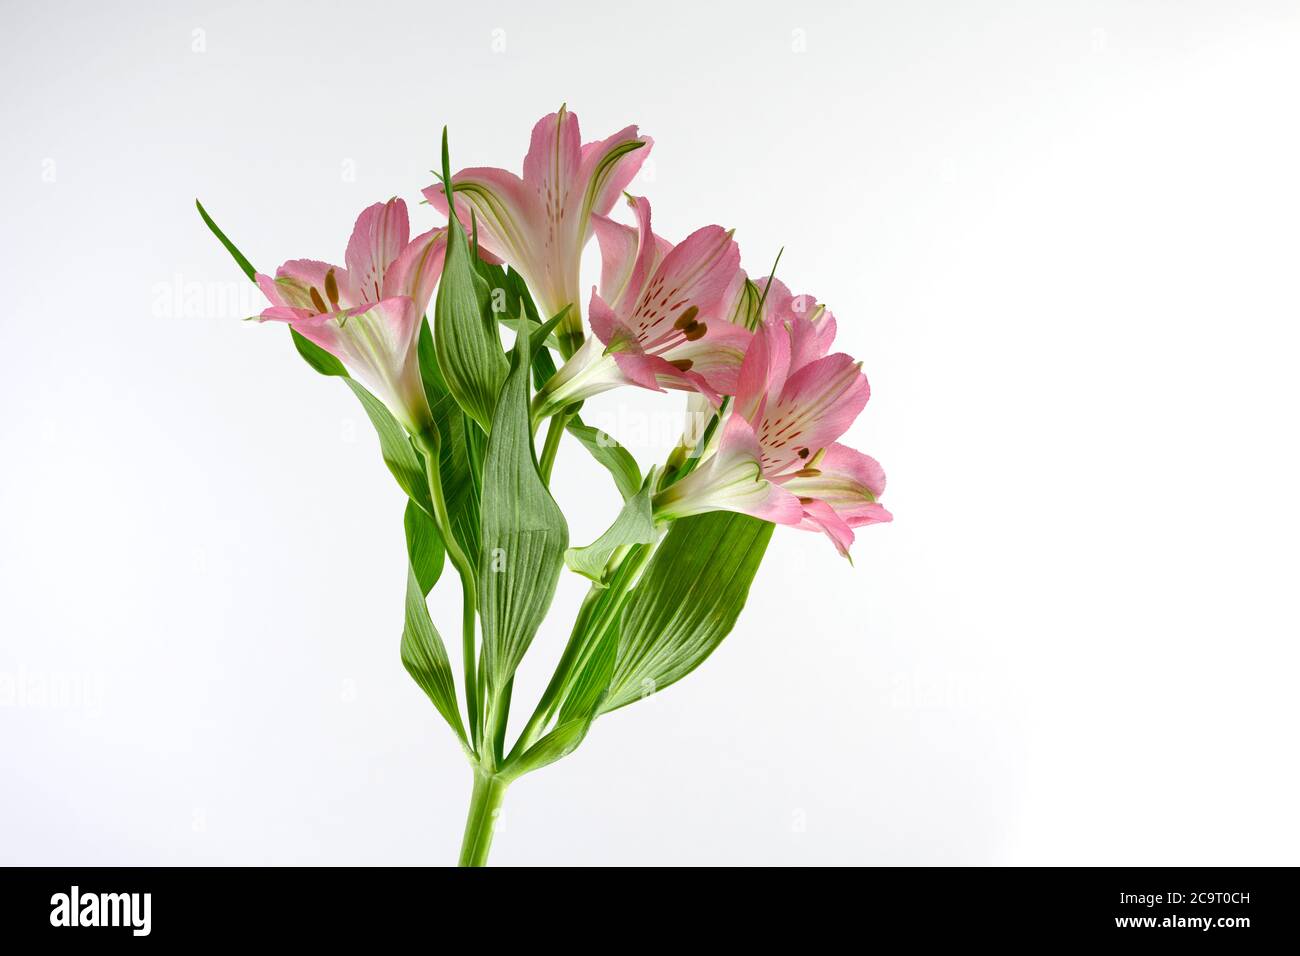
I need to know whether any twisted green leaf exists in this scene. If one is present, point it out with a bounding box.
[404,498,445,596]
[564,482,656,585]
[566,420,642,501]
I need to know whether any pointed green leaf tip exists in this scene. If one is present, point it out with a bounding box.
[196,199,256,282]
[477,317,570,697]
[432,128,509,433]
[401,564,467,746]
[565,479,657,585]
[441,125,454,205]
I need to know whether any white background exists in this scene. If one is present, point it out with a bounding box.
[2,0,1298,866]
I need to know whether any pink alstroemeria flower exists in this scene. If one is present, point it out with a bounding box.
[255,198,446,435]
[423,107,651,357]
[677,272,838,455]
[654,311,892,557]
[531,195,745,420]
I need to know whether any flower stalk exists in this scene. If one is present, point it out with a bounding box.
[458,769,509,867]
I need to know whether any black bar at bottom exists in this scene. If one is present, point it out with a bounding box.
[0,866,1290,943]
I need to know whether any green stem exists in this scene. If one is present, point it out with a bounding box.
[538,410,569,485]
[458,769,509,867]
[456,569,478,751]
[482,679,512,771]
[416,432,480,752]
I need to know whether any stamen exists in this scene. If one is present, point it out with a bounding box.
[683,321,707,341]
[309,287,328,314]
[325,269,340,309]
[669,359,694,372]
[673,306,700,330]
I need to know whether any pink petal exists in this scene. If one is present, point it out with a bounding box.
[631,225,740,345]
[812,307,837,350]
[345,199,410,304]
[758,352,870,473]
[779,443,888,526]
[522,108,584,212]
[588,290,631,348]
[716,269,750,327]
[422,166,536,268]
[382,228,447,317]
[734,316,791,423]
[593,288,727,401]
[820,442,887,499]
[764,288,838,367]
[256,272,287,308]
[284,309,343,353]
[753,274,793,319]
[666,319,752,397]
[592,195,663,313]
[267,259,347,313]
[579,126,653,218]
[257,305,314,323]
[592,214,640,310]
[852,502,894,527]
[609,352,667,392]
[797,498,857,559]
[785,312,836,369]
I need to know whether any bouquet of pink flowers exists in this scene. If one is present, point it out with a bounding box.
[199,108,890,866]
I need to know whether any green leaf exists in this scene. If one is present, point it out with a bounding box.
[430,393,482,556]
[433,138,509,433]
[503,715,594,780]
[196,199,256,281]
[344,379,433,515]
[400,566,467,746]
[498,316,563,355]
[566,419,642,501]
[482,266,569,364]
[556,618,619,724]
[554,543,649,724]
[477,319,569,696]
[564,481,657,585]
[474,257,528,320]
[418,320,481,559]
[404,499,445,596]
[601,512,774,713]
